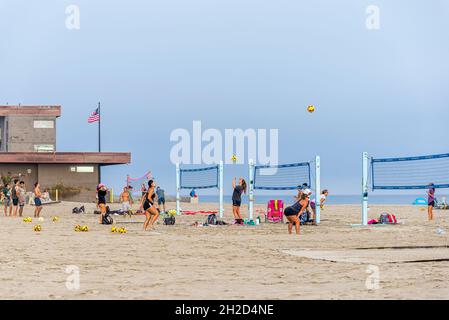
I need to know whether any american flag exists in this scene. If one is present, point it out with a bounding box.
[87,108,100,123]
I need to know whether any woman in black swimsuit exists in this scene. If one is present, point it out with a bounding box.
[284,193,309,234]
[140,180,160,231]
[97,184,108,224]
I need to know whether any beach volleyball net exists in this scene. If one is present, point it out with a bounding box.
[176,162,224,217]
[126,171,153,195]
[253,162,311,190]
[371,153,449,190]
[248,156,321,222]
[361,152,449,225]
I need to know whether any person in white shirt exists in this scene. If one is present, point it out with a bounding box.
[310,190,329,222]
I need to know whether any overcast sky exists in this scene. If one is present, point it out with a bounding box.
[1,0,448,195]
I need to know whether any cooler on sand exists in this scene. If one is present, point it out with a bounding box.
[265,200,284,223]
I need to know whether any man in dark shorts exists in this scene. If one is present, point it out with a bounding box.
[232,177,247,224]
[34,182,43,218]
[156,186,166,213]
[11,179,20,217]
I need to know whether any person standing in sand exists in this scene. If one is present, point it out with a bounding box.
[97,184,108,224]
[18,181,26,217]
[2,183,12,216]
[232,177,247,224]
[284,193,309,235]
[33,182,43,218]
[120,186,132,214]
[427,183,435,221]
[11,180,20,217]
[140,180,160,231]
[156,186,166,213]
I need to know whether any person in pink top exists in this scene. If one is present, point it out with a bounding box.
[427,183,435,221]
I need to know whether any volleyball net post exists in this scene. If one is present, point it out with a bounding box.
[362,152,369,226]
[248,159,255,221]
[218,161,224,218]
[176,163,181,215]
[314,156,321,224]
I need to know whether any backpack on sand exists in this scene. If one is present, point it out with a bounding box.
[206,214,217,225]
[102,212,114,225]
[164,216,176,225]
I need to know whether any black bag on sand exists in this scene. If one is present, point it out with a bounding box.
[164,216,176,225]
[206,214,217,225]
[102,213,114,225]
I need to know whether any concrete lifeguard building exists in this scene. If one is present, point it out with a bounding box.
[0,105,131,201]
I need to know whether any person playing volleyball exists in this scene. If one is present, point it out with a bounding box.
[97,183,108,224]
[427,183,435,221]
[140,180,160,231]
[284,193,309,234]
[232,177,247,224]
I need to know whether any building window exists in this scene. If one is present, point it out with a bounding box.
[34,120,54,129]
[76,166,95,173]
[34,144,54,152]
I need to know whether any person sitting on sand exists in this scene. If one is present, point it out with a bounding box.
[427,183,435,221]
[120,186,133,213]
[140,180,160,231]
[97,184,108,224]
[41,188,51,203]
[284,193,309,235]
[232,177,247,224]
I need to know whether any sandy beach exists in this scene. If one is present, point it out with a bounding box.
[0,201,448,300]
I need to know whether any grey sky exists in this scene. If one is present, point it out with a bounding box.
[1,0,448,195]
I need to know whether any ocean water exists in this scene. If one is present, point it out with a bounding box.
[196,194,448,205]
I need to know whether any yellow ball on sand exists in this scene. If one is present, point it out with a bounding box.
[52,216,59,222]
[307,105,315,113]
[119,227,127,234]
[34,225,42,232]
[111,226,118,233]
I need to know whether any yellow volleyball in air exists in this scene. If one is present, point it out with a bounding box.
[231,154,237,163]
[307,105,315,113]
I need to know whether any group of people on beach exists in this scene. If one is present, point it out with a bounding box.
[0,180,44,218]
[88,177,439,235]
[230,177,329,234]
[98,181,167,231]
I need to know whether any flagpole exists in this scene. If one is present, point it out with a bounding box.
[98,101,102,183]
